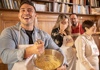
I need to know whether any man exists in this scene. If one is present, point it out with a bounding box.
[0,1,67,70]
[70,13,84,35]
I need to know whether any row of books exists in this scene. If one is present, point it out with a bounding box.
[32,1,90,14]
[0,0,99,15]
[90,0,100,7]
[34,0,100,7]
[91,8,100,15]
[55,0,90,5]
[0,0,20,9]
[32,2,52,12]
[54,3,90,14]
[73,5,89,14]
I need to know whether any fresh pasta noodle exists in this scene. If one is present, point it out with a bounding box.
[35,55,61,70]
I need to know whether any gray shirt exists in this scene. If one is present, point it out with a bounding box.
[0,22,67,70]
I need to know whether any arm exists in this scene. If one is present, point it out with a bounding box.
[24,40,44,58]
[0,28,24,64]
[75,36,94,70]
[51,29,62,40]
[51,28,63,47]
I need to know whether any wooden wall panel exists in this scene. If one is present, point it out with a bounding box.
[78,15,96,22]
[0,11,19,33]
[0,11,99,34]
[37,13,58,34]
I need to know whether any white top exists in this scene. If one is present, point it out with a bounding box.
[75,33,99,70]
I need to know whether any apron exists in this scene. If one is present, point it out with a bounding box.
[60,46,77,70]
[60,36,77,70]
[11,45,41,70]
[12,26,41,70]
[76,36,99,70]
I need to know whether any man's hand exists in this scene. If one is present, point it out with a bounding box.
[24,40,44,58]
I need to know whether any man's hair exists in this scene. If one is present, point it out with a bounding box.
[70,13,78,17]
[20,0,36,12]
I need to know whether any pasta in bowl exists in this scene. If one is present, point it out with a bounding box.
[34,49,64,70]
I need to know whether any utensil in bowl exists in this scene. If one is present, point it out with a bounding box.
[33,49,64,70]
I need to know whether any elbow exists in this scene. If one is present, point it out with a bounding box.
[0,57,8,64]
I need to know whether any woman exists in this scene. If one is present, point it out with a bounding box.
[51,14,76,70]
[75,20,99,70]
[51,14,71,47]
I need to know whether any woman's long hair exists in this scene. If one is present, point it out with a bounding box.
[53,14,71,35]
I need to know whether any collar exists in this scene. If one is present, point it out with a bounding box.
[15,22,39,34]
[71,23,80,28]
[83,33,93,40]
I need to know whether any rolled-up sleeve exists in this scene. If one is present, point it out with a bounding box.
[0,28,24,64]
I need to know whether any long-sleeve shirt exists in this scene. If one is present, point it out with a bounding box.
[0,22,67,70]
[75,33,99,70]
[51,28,64,47]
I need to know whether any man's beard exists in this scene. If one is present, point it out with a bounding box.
[72,22,76,26]
[22,22,31,26]
[25,23,30,26]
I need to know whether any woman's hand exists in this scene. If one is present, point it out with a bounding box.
[90,68,96,70]
[63,35,74,47]
[57,65,67,70]
[59,30,66,36]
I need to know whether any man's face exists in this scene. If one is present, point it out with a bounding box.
[70,14,78,26]
[18,4,36,26]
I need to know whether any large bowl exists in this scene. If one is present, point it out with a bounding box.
[34,49,64,70]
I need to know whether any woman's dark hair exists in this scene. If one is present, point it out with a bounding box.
[20,0,36,12]
[82,20,94,32]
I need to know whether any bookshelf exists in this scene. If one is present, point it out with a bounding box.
[29,0,100,15]
[0,0,20,10]
[0,0,100,15]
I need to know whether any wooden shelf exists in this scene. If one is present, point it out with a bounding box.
[32,0,54,2]
[0,8,100,16]
[0,9,19,12]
